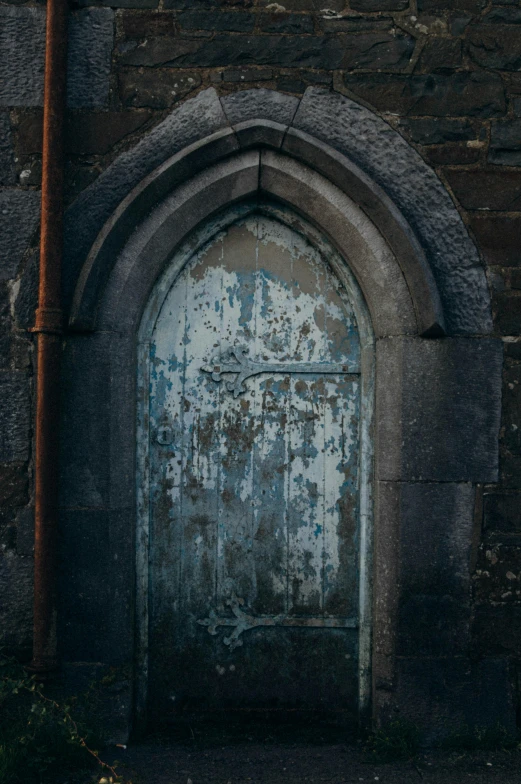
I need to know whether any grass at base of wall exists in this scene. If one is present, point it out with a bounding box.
[0,655,120,784]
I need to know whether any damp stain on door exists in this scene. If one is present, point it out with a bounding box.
[141,212,370,722]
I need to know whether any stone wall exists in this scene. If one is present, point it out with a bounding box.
[0,0,520,724]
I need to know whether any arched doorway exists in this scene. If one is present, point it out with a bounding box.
[60,88,505,740]
[137,205,374,725]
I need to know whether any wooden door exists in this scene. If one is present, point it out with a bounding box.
[146,214,362,722]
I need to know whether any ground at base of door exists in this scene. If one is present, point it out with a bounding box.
[96,740,521,784]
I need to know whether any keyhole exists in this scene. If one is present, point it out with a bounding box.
[156,426,173,446]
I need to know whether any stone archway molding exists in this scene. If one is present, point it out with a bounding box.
[66,87,492,337]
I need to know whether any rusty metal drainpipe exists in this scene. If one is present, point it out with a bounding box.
[30,0,68,673]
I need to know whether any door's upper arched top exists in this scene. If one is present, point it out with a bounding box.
[65,87,492,337]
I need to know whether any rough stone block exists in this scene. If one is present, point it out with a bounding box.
[0,463,28,507]
[418,0,486,9]
[58,508,133,663]
[489,119,521,166]
[63,88,228,309]
[0,373,30,463]
[376,337,502,482]
[395,657,516,743]
[0,189,40,281]
[221,88,299,126]
[14,111,43,156]
[15,506,34,557]
[258,0,344,8]
[419,38,462,71]
[319,16,394,33]
[165,0,254,6]
[472,605,521,655]
[0,8,45,107]
[484,6,521,23]
[493,292,521,335]
[67,9,114,109]
[470,215,521,267]
[343,71,506,117]
[120,10,176,37]
[178,10,256,31]
[66,111,153,155]
[121,34,347,69]
[500,453,521,489]
[342,32,415,70]
[0,113,15,185]
[0,551,32,656]
[293,87,492,335]
[399,117,477,145]
[351,0,408,7]
[394,482,475,655]
[258,12,315,34]
[501,364,521,455]
[423,143,481,166]
[222,68,273,83]
[60,335,113,508]
[445,170,521,211]
[118,69,201,109]
[468,24,521,70]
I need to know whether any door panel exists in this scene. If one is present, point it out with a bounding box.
[147,215,362,720]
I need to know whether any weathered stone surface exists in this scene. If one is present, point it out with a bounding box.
[493,292,521,336]
[423,143,481,166]
[342,32,415,70]
[294,88,492,334]
[395,657,516,742]
[399,117,477,144]
[15,506,34,557]
[118,69,201,109]
[58,508,133,663]
[67,9,114,109]
[257,0,343,8]
[418,0,486,9]
[376,337,502,481]
[0,372,31,463]
[0,463,28,507]
[222,68,273,82]
[470,215,521,267]
[483,6,521,23]
[484,493,521,533]
[221,88,299,125]
[119,37,202,66]
[179,10,256,31]
[0,190,40,281]
[0,8,45,107]
[63,89,228,310]
[258,12,315,34]
[0,113,15,185]
[0,552,32,655]
[351,0,408,8]
[419,37,462,70]
[60,334,115,508]
[473,606,521,656]
[14,111,43,155]
[319,15,393,32]
[382,482,476,656]
[489,119,521,166]
[122,34,347,69]
[344,71,506,117]
[468,25,521,70]
[14,249,38,330]
[120,10,176,37]
[446,170,521,211]
[66,111,153,155]
[165,0,254,6]
[500,453,521,489]
[76,0,156,7]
